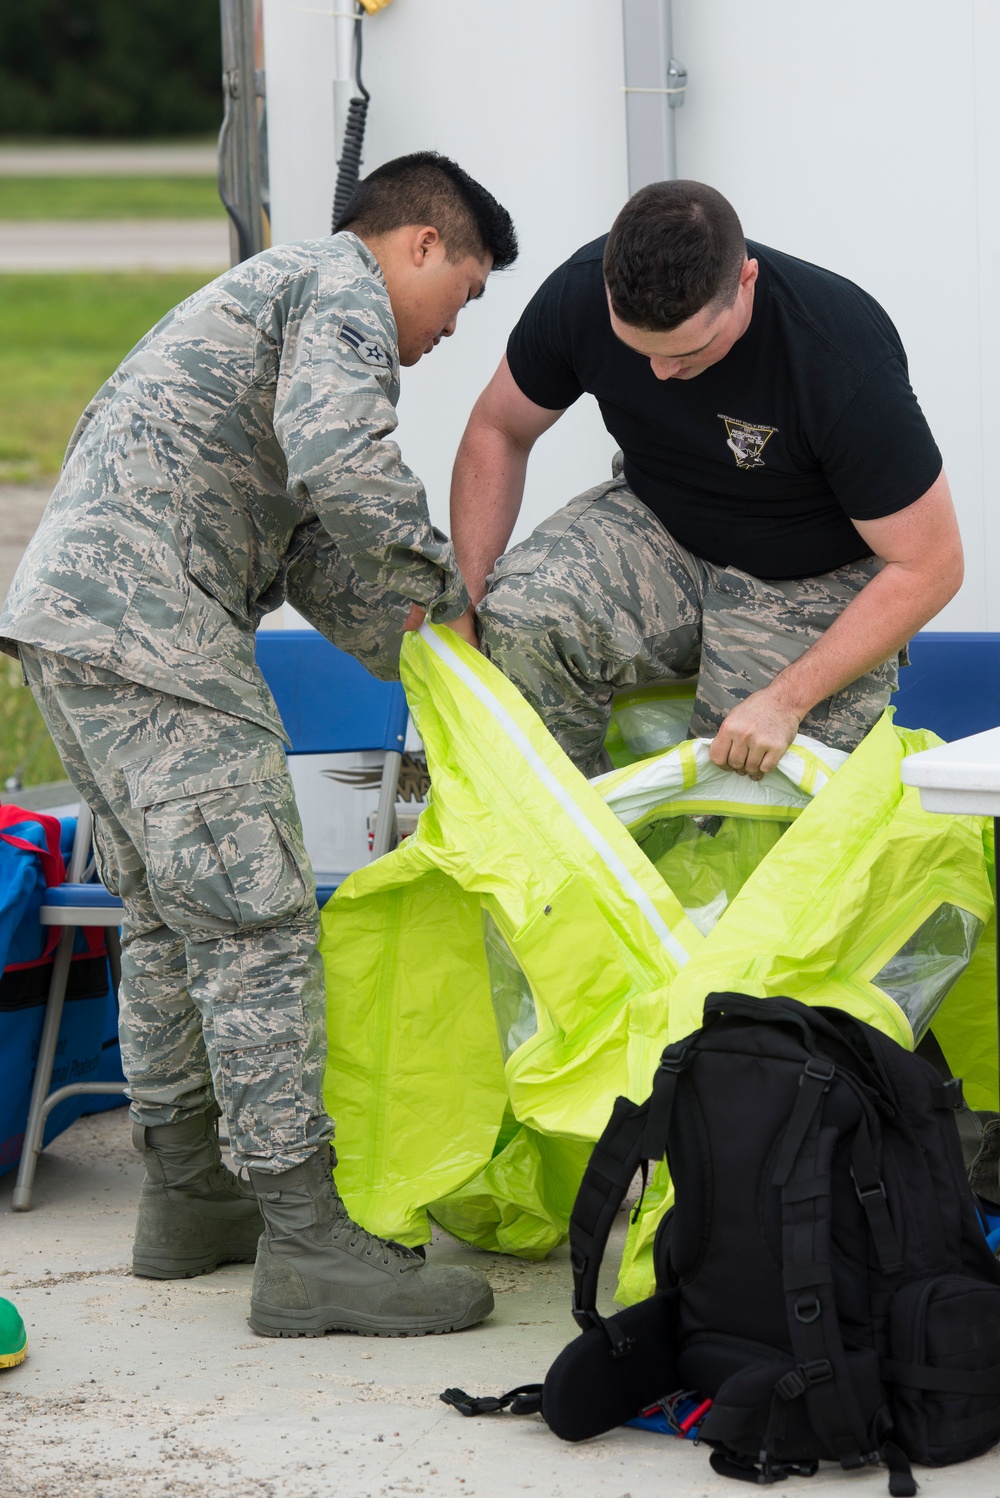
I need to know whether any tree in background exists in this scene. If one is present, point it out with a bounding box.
[0,0,222,137]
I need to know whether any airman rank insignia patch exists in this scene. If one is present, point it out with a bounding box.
[339,322,392,369]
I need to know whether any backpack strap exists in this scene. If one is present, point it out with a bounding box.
[642,1035,695,1163]
[774,1054,882,1472]
[440,1384,543,1417]
[882,1359,1000,1396]
[569,1093,650,1353]
[917,1028,993,1176]
[0,805,65,890]
[849,1113,903,1275]
[0,806,68,959]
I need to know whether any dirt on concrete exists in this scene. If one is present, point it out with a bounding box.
[1,1108,667,1498]
[6,1108,1000,1498]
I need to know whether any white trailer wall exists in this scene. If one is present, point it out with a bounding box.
[670,0,1000,631]
[262,0,625,556]
[263,0,1000,630]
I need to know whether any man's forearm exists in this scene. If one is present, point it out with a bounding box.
[710,557,960,779]
[450,420,530,605]
[767,557,959,718]
[710,469,962,778]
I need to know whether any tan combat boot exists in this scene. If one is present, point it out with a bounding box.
[247,1145,493,1337]
[132,1108,264,1279]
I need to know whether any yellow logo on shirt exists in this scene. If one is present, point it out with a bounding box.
[718,413,778,470]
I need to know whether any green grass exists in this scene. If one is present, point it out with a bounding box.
[0,271,212,480]
[0,259,221,781]
[0,656,66,787]
[0,175,225,219]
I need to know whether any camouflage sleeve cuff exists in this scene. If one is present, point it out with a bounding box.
[423,567,471,624]
[361,541,469,624]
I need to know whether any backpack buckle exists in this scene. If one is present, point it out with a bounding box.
[440,1387,505,1416]
[775,1359,833,1401]
[570,1294,595,1333]
[570,1302,635,1359]
[439,1384,544,1418]
[711,1449,819,1484]
[657,1040,693,1074]
[850,1166,887,1207]
[932,1078,964,1110]
[801,1058,835,1086]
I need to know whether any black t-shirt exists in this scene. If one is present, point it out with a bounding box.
[506,238,942,579]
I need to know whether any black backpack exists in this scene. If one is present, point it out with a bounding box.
[442,993,1000,1494]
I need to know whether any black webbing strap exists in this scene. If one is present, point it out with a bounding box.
[881,1441,917,1498]
[916,1030,985,1173]
[708,1447,819,1485]
[641,1038,694,1163]
[849,1114,903,1275]
[881,1358,1000,1395]
[931,1078,965,1111]
[776,1062,875,1471]
[569,1094,650,1337]
[772,1058,835,1187]
[440,1384,543,1417]
[915,1027,954,1082]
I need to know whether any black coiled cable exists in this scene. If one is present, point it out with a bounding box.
[331,6,371,231]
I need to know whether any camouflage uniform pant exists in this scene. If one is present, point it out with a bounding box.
[477,471,899,775]
[20,646,332,1173]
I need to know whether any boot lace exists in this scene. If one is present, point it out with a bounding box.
[330,1195,422,1270]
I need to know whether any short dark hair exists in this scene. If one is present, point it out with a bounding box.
[335,151,518,271]
[603,180,746,331]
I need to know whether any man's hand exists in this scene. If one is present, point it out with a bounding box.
[707,470,963,781]
[709,687,802,780]
[443,606,480,649]
[402,603,480,647]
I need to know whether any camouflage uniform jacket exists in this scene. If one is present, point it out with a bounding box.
[0,233,468,741]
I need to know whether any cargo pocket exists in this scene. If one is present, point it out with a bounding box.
[884,1276,1000,1464]
[127,746,312,938]
[194,778,312,925]
[218,1039,309,1156]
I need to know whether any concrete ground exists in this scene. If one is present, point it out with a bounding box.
[3,1105,1000,1498]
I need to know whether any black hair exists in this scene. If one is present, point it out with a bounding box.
[603,180,746,331]
[335,150,518,271]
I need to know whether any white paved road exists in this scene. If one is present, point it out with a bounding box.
[0,219,230,273]
[0,143,217,175]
